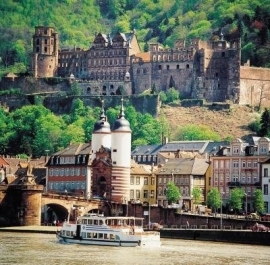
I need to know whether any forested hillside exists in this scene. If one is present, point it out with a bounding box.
[0,0,269,77]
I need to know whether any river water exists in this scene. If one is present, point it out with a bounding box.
[0,232,269,265]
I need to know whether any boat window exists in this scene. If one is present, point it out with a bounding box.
[82,219,87,224]
[88,219,92,225]
[81,232,86,238]
[110,234,115,240]
[87,233,91,238]
[94,220,98,225]
[98,233,103,239]
[99,220,103,225]
[104,234,108,239]
[66,231,71,236]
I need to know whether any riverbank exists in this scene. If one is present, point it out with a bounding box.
[0,225,57,234]
[160,228,270,246]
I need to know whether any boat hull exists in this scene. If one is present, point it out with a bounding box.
[56,232,140,247]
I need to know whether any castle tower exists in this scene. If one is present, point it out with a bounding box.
[91,99,111,160]
[111,98,131,202]
[31,26,59,78]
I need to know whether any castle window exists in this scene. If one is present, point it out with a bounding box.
[45,39,47,44]
[103,85,106,91]
[36,39,40,45]
[176,65,179,69]
[186,64,189,69]
[143,68,147,74]
[158,65,162,70]
[222,52,225,57]
[110,85,114,89]
[153,55,156,61]
[36,47,40,53]
[167,65,170,70]
[215,73,219,77]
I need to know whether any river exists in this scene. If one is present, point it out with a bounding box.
[0,232,269,265]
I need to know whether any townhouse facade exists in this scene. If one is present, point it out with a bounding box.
[211,137,270,212]
[261,158,270,212]
[155,158,210,209]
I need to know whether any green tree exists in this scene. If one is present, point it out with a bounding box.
[192,187,202,209]
[166,181,181,204]
[259,108,270,137]
[253,189,265,214]
[175,124,221,141]
[229,188,245,213]
[166,87,179,103]
[207,188,222,213]
[0,107,13,153]
[32,113,67,156]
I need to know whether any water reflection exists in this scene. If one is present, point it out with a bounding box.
[0,232,269,265]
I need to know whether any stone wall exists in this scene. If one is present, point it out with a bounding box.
[240,66,270,108]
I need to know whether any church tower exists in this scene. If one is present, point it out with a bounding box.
[111,98,131,202]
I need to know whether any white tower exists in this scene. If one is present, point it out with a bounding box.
[111,98,132,202]
[91,100,111,160]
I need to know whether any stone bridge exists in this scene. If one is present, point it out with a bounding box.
[41,193,124,223]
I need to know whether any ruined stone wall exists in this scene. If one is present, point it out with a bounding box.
[240,66,270,108]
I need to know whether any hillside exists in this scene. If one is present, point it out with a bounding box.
[162,105,260,140]
[0,0,270,78]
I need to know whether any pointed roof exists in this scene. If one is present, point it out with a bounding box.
[113,98,131,132]
[93,99,111,133]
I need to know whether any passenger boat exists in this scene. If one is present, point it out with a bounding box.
[56,213,161,247]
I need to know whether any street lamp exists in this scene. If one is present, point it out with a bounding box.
[220,192,224,230]
[245,193,248,215]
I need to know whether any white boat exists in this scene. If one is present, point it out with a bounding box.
[56,213,161,247]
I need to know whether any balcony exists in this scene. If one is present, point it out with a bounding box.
[227,181,240,187]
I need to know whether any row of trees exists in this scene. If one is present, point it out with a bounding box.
[166,182,265,214]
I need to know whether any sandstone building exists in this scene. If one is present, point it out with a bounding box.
[30,26,270,106]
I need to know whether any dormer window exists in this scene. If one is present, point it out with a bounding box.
[232,146,239,154]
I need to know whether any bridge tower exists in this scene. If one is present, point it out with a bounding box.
[111,98,131,203]
[9,165,44,225]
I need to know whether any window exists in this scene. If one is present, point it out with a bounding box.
[254,161,257,168]
[144,177,148,185]
[264,184,268,195]
[82,168,86,176]
[143,190,148,199]
[264,168,268,178]
[130,176,134,185]
[233,146,239,154]
[151,177,155,185]
[247,161,252,168]
[70,168,74,176]
[242,161,246,168]
[233,160,239,168]
[136,190,140,199]
[136,177,140,185]
[232,175,238,182]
